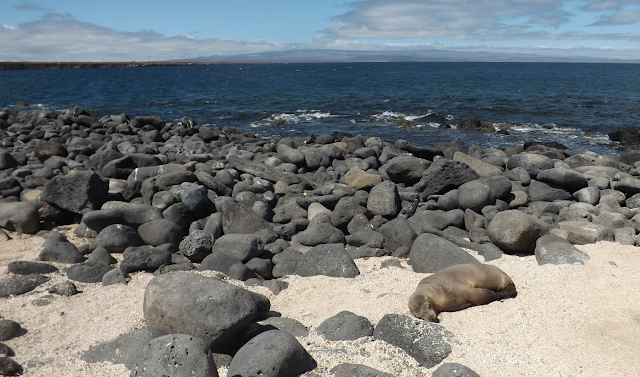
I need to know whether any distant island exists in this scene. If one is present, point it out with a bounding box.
[0,61,235,71]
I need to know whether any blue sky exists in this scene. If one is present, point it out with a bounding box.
[1,0,640,61]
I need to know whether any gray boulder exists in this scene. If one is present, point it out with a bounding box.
[178,230,214,262]
[504,166,532,185]
[573,186,600,205]
[408,233,479,273]
[222,202,271,234]
[67,262,115,283]
[558,220,614,244]
[431,363,480,377]
[477,243,504,262]
[379,218,417,253]
[345,229,385,249]
[291,223,345,247]
[81,328,167,370]
[367,180,401,217]
[330,364,395,377]
[506,153,554,177]
[180,185,215,219]
[487,210,549,254]
[92,224,143,253]
[384,156,430,185]
[130,334,217,377]
[39,231,84,263]
[0,320,22,341]
[7,261,57,275]
[534,234,590,265]
[42,170,108,213]
[120,245,172,273]
[0,274,50,298]
[536,168,588,190]
[614,227,637,245]
[137,219,184,246]
[373,314,453,368]
[0,202,39,234]
[296,243,360,278]
[331,196,369,230]
[86,246,117,265]
[102,268,129,286]
[258,317,308,338]
[414,159,479,200]
[527,180,572,202]
[610,177,640,195]
[457,180,494,213]
[198,252,243,275]
[227,330,316,377]
[277,143,306,167]
[316,311,374,341]
[212,234,263,262]
[143,272,258,351]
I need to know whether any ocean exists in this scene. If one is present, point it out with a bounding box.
[1,62,639,156]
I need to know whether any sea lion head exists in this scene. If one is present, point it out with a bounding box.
[408,292,438,322]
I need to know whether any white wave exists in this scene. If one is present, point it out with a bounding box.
[510,122,581,134]
[372,110,434,122]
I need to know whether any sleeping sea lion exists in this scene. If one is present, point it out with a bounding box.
[408,264,517,322]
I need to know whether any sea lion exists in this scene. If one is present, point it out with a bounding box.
[408,264,517,322]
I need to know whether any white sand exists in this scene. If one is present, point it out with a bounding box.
[1,227,639,376]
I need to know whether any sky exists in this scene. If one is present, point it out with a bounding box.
[1,0,640,61]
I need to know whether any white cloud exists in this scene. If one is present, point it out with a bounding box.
[589,9,640,25]
[323,0,640,42]
[0,19,288,61]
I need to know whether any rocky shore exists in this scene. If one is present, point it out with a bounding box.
[2,106,640,376]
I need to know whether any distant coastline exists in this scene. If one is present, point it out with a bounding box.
[0,61,238,71]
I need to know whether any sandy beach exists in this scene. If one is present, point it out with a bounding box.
[2,226,639,377]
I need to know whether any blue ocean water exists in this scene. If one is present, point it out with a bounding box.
[2,62,640,156]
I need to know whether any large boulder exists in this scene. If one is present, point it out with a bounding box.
[41,171,108,214]
[367,180,401,217]
[212,234,263,262]
[130,334,218,377]
[296,243,360,278]
[557,220,614,245]
[384,156,430,185]
[137,219,184,246]
[331,196,369,230]
[143,272,258,352]
[536,168,588,190]
[39,231,84,263]
[330,364,395,377]
[81,205,162,233]
[91,224,144,253]
[527,180,572,202]
[226,330,316,377]
[0,202,39,234]
[178,230,214,262]
[316,311,374,341]
[373,314,453,368]
[456,180,495,213]
[506,153,554,177]
[409,233,479,273]
[222,202,271,234]
[291,223,345,247]
[414,159,479,200]
[534,234,590,265]
[379,218,417,253]
[81,328,167,370]
[487,210,549,254]
[0,274,50,298]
